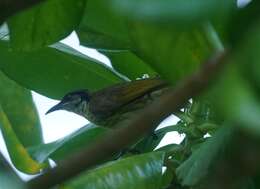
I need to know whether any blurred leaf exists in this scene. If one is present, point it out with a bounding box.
[208,62,260,134]
[65,152,165,189]
[0,153,26,189]
[134,124,186,153]
[0,41,124,99]
[130,22,211,84]
[161,168,174,189]
[77,0,131,50]
[234,21,260,94]
[29,124,108,163]
[110,0,236,24]
[100,50,157,79]
[228,0,260,45]
[0,71,43,147]
[176,126,234,186]
[0,105,47,174]
[8,0,85,51]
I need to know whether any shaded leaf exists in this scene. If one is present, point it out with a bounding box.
[176,126,234,186]
[8,0,86,51]
[207,63,260,134]
[66,152,165,189]
[228,0,260,45]
[29,124,108,163]
[0,105,47,174]
[77,0,131,50]
[110,0,236,24]
[0,41,124,99]
[0,154,26,189]
[0,71,43,147]
[100,50,157,80]
[129,22,211,84]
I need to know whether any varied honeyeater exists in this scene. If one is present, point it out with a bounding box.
[46,78,169,128]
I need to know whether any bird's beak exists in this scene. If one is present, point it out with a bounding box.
[45,102,64,115]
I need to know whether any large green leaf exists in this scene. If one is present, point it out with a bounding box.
[176,126,234,186]
[76,0,131,50]
[0,105,47,174]
[66,152,165,189]
[0,71,42,147]
[8,0,86,51]
[207,62,260,134]
[110,0,236,24]
[29,124,108,163]
[0,41,124,99]
[130,22,211,84]
[100,50,157,80]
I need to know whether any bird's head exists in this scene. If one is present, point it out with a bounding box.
[46,90,90,116]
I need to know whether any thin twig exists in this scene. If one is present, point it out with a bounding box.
[27,50,228,189]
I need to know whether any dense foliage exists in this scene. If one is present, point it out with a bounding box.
[1,0,260,188]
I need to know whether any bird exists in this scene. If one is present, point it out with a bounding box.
[46,78,169,128]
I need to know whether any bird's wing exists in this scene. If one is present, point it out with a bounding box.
[89,78,168,119]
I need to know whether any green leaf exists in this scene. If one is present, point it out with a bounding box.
[228,0,260,45]
[29,124,108,163]
[208,63,260,134]
[130,22,211,84]
[8,0,86,51]
[235,21,260,94]
[0,71,43,147]
[66,152,165,189]
[0,154,26,189]
[0,105,47,174]
[0,41,124,99]
[76,0,131,50]
[134,124,186,153]
[100,50,157,80]
[110,0,236,24]
[176,126,234,186]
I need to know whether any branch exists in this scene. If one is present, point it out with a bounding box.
[27,51,228,189]
[0,0,46,24]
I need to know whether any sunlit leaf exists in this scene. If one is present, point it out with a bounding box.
[0,105,47,174]
[8,0,85,51]
[0,71,43,147]
[66,152,165,189]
